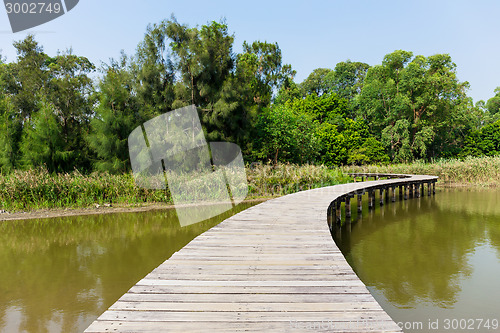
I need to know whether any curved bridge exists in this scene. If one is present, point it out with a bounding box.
[85,173,437,333]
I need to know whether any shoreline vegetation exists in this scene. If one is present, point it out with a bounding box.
[344,155,500,186]
[2,19,500,223]
[0,163,348,217]
[1,156,499,220]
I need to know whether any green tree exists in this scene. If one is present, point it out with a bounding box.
[255,105,317,164]
[486,87,500,115]
[20,100,67,172]
[274,77,302,105]
[241,40,295,106]
[287,92,348,124]
[0,36,50,169]
[332,60,370,101]
[7,35,50,121]
[317,118,388,166]
[300,68,334,96]
[358,50,472,161]
[166,17,235,110]
[46,51,95,170]
[87,56,141,173]
[133,23,175,117]
[1,36,95,172]
[0,95,22,172]
[460,120,500,157]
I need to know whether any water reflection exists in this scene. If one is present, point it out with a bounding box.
[333,189,500,332]
[0,202,258,333]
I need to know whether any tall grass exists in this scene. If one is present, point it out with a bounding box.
[0,164,349,212]
[344,156,500,186]
[0,168,170,212]
[5,156,495,213]
[247,163,350,197]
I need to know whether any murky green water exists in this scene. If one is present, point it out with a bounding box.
[0,202,258,333]
[333,189,500,332]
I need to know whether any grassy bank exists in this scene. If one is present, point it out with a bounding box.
[344,156,500,186]
[2,156,498,213]
[0,164,349,212]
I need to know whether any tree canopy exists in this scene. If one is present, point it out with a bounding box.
[0,20,497,174]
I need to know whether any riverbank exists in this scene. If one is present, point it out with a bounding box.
[344,156,500,187]
[2,156,499,219]
[0,198,270,222]
[0,163,347,216]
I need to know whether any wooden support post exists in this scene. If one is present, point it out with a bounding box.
[391,186,396,202]
[404,185,408,200]
[368,190,374,209]
[409,183,413,198]
[415,183,420,198]
[327,206,333,231]
[385,186,389,202]
[399,185,403,200]
[379,188,384,206]
[345,196,351,220]
[433,181,436,195]
[357,194,363,213]
[428,182,431,196]
[336,200,342,224]
[362,176,365,182]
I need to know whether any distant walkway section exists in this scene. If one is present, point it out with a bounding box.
[85,173,437,332]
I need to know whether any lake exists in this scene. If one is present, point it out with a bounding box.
[0,202,258,333]
[333,189,500,332]
[4,188,500,333]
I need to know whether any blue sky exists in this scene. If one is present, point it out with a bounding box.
[1,0,499,103]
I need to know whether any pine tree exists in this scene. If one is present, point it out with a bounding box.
[87,56,140,173]
[20,100,67,172]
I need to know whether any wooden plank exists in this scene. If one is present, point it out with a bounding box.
[127,285,370,294]
[118,293,381,303]
[135,279,365,287]
[108,301,382,312]
[96,310,394,322]
[148,274,361,281]
[85,321,402,333]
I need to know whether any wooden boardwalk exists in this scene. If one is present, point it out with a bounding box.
[85,174,437,333]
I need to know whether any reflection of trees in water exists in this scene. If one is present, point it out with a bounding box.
[0,204,253,333]
[334,190,500,309]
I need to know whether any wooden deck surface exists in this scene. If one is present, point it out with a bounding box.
[85,175,437,332]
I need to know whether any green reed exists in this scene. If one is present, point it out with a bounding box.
[343,156,500,186]
[0,164,349,212]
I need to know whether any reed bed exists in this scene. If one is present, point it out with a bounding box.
[4,156,495,213]
[0,168,169,212]
[0,164,349,212]
[344,156,500,186]
[246,162,349,197]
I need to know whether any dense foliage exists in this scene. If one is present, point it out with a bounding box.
[0,17,498,175]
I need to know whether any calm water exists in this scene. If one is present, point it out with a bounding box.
[0,202,258,333]
[333,189,500,332]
